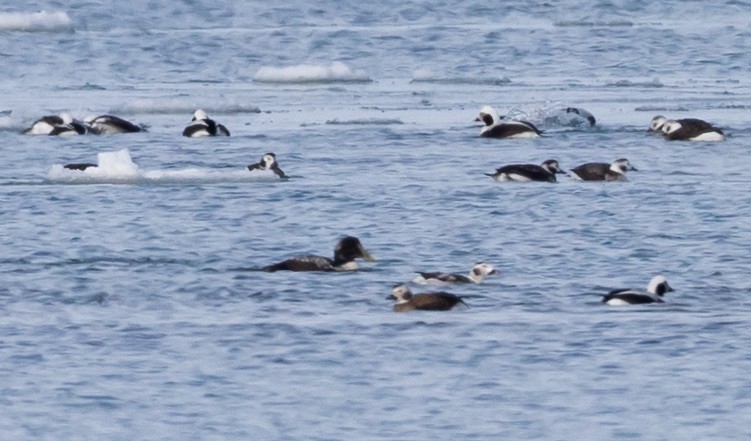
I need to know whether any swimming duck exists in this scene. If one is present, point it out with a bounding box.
[388,284,467,312]
[248,153,286,178]
[648,115,668,133]
[25,113,87,136]
[570,158,637,181]
[182,109,230,137]
[486,159,564,182]
[661,118,724,141]
[476,105,542,138]
[85,114,145,134]
[602,275,674,306]
[412,262,498,285]
[262,236,374,272]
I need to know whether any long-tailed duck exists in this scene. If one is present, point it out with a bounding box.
[661,118,724,141]
[562,107,596,126]
[602,275,674,306]
[248,153,286,178]
[262,236,374,272]
[648,115,668,133]
[486,159,564,182]
[570,158,637,181]
[182,109,230,137]
[24,113,87,136]
[476,105,541,138]
[412,262,498,285]
[388,284,467,312]
[85,114,145,134]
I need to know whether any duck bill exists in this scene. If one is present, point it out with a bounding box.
[359,246,375,262]
[631,167,639,171]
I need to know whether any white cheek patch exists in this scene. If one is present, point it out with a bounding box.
[662,122,681,134]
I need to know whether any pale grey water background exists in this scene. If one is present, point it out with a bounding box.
[2,1,751,440]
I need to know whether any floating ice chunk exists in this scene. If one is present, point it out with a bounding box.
[0,11,73,32]
[254,62,371,83]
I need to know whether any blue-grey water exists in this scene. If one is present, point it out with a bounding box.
[2,1,751,440]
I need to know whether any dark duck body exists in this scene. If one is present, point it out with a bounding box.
[388,285,466,312]
[570,158,637,181]
[86,114,145,134]
[486,159,564,183]
[263,236,374,272]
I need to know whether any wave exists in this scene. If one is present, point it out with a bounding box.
[112,99,261,115]
[45,149,286,185]
[0,11,73,32]
[253,62,371,83]
[0,112,15,131]
[634,105,690,112]
[606,79,664,88]
[410,69,512,86]
[324,118,403,125]
[554,20,634,27]
[483,101,597,129]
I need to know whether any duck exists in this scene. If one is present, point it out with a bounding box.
[24,113,87,136]
[412,262,498,285]
[647,115,668,133]
[85,114,145,134]
[661,118,724,141]
[248,153,286,178]
[570,158,637,181]
[388,284,467,312]
[476,105,542,138]
[182,109,230,137]
[262,236,374,272]
[602,275,674,306]
[486,159,564,182]
[561,107,596,127]
[24,114,68,135]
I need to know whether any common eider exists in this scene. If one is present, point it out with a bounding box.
[412,262,498,285]
[570,158,637,181]
[85,114,145,134]
[476,105,542,139]
[248,153,286,178]
[602,275,674,306]
[262,236,374,272]
[486,159,564,182]
[182,109,230,137]
[388,284,467,312]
